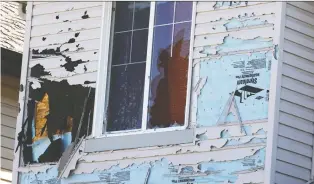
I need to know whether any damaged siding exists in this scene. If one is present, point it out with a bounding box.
[274,2,314,184]
[17,2,279,184]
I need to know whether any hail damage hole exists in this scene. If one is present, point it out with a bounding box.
[74,32,80,37]
[20,84,24,92]
[56,15,59,19]
[42,37,46,41]
[82,11,89,19]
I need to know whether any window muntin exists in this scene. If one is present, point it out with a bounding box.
[104,1,193,134]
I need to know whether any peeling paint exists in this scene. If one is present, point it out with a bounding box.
[17,1,278,183]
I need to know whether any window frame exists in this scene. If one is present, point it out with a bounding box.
[92,1,196,138]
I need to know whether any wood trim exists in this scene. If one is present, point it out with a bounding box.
[12,2,33,184]
[264,2,287,184]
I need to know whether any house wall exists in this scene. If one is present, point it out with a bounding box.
[16,2,280,184]
[274,2,314,184]
[1,76,20,184]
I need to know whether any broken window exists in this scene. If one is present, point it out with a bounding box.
[104,1,193,133]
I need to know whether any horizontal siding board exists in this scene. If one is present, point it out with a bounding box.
[32,6,103,26]
[283,52,314,74]
[1,115,16,128]
[283,40,314,62]
[196,3,276,24]
[194,26,273,47]
[278,123,313,146]
[285,16,314,38]
[284,27,314,50]
[280,100,314,122]
[281,75,314,98]
[286,4,314,26]
[288,2,314,14]
[30,28,101,48]
[1,158,13,171]
[29,50,99,69]
[1,103,18,118]
[277,135,312,158]
[276,148,312,169]
[31,17,102,37]
[1,147,14,160]
[282,63,314,86]
[31,39,100,54]
[275,172,307,184]
[32,2,102,16]
[196,2,264,13]
[1,125,16,139]
[281,87,314,110]
[195,14,275,35]
[279,111,314,134]
[1,136,15,150]
[276,160,310,181]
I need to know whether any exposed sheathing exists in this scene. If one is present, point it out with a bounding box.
[16,2,101,165]
[19,1,278,183]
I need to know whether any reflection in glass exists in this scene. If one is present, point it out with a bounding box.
[114,2,133,32]
[131,29,149,63]
[175,2,193,22]
[134,2,150,29]
[155,1,174,25]
[112,32,132,65]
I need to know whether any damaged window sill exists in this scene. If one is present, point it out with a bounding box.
[84,129,194,153]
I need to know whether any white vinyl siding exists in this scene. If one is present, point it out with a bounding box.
[275,2,314,184]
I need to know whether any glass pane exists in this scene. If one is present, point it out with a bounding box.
[131,29,149,63]
[173,22,191,58]
[107,63,146,131]
[148,25,175,128]
[175,2,193,22]
[155,2,174,25]
[134,2,150,29]
[114,2,134,32]
[112,32,132,65]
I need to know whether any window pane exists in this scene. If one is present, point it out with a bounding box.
[148,25,181,128]
[112,32,132,65]
[114,2,134,32]
[155,2,174,25]
[107,64,146,132]
[173,22,191,58]
[131,29,149,63]
[134,2,150,29]
[175,2,192,22]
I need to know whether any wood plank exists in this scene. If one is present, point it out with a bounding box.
[281,75,314,98]
[196,3,276,24]
[284,28,314,50]
[1,125,16,139]
[1,136,15,150]
[278,123,313,146]
[284,40,314,63]
[31,17,102,37]
[30,28,101,48]
[279,111,314,134]
[1,147,14,160]
[276,160,310,181]
[285,16,314,38]
[282,63,314,86]
[1,115,17,128]
[32,6,103,26]
[275,172,306,184]
[281,87,314,110]
[277,136,312,158]
[276,148,312,169]
[32,2,102,15]
[280,100,314,122]
[286,4,314,26]
[1,158,13,171]
[288,2,314,14]
[283,52,314,75]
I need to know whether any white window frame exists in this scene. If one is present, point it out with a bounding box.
[92,1,196,138]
